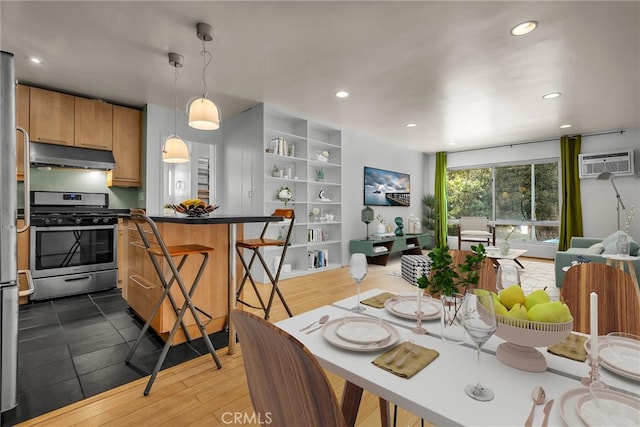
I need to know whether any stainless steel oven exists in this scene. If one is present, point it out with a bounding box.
[29,191,118,300]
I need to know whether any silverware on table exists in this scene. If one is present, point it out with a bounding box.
[299,314,329,332]
[395,342,417,367]
[541,399,554,427]
[524,386,546,427]
[384,340,414,364]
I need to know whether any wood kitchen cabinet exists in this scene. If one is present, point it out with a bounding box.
[107,106,142,187]
[16,84,29,181]
[74,97,113,150]
[29,87,75,146]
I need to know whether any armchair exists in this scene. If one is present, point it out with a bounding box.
[457,217,495,250]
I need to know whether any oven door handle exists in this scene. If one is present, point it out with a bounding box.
[64,276,91,282]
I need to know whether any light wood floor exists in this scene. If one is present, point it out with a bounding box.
[18,255,551,427]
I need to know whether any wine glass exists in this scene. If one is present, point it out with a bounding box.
[495,264,520,291]
[349,253,368,313]
[461,289,497,401]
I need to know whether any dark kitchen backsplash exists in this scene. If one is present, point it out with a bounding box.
[17,167,141,209]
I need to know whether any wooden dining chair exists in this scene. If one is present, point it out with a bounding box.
[560,263,640,335]
[230,310,348,427]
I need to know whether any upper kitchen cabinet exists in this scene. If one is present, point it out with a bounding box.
[74,97,113,150]
[29,87,75,146]
[16,84,29,181]
[107,105,142,187]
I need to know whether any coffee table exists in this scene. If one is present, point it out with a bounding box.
[485,247,528,268]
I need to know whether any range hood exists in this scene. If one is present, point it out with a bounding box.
[30,142,116,171]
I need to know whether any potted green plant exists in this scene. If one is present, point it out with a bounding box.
[272,164,281,178]
[315,168,325,182]
[422,194,438,235]
[417,244,487,342]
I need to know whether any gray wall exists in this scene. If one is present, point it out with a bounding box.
[341,130,426,265]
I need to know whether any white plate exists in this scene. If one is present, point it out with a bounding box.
[559,388,589,427]
[384,296,441,320]
[600,340,640,377]
[584,337,640,381]
[335,318,390,344]
[576,389,640,426]
[321,317,400,352]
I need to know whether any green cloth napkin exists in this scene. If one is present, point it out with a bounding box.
[360,292,396,309]
[372,341,439,378]
[547,333,587,362]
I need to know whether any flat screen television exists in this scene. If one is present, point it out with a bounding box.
[363,166,410,206]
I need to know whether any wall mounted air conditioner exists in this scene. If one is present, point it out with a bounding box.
[578,149,635,179]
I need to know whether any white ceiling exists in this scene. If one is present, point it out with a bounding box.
[1,1,638,153]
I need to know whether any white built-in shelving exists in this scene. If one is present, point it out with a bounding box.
[223,104,342,282]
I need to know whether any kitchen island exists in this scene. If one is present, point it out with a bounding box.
[121,214,281,348]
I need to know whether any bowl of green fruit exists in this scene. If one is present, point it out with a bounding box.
[493,285,573,372]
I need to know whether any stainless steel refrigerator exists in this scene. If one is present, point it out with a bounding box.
[0,50,18,415]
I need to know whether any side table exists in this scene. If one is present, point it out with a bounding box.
[602,254,639,288]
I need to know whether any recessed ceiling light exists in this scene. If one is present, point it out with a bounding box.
[449,142,457,146]
[28,56,44,64]
[510,21,538,36]
[560,124,572,129]
[335,91,349,98]
[543,92,561,99]
[406,123,416,128]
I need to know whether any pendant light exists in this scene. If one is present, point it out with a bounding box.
[187,22,220,130]
[163,53,189,163]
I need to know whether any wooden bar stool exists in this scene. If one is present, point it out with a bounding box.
[125,209,222,395]
[235,209,294,320]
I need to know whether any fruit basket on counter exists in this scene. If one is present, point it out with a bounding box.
[169,199,219,217]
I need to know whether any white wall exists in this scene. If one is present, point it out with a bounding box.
[341,130,426,265]
[579,128,640,240]
[144,103,223,215]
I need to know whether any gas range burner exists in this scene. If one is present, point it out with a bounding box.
[30,212,118,227]
[30,191,118,227]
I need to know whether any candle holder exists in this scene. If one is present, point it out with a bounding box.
[581,356,606,387]
[412,286,427,334]
[412,309,427,334]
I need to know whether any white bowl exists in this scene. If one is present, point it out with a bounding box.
[494,316,573,372]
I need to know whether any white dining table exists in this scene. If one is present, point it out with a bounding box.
[275,288,640,427]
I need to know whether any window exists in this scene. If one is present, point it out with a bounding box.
[447,160,559,244]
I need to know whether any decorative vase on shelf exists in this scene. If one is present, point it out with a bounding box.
[500,240,510,256]
[376,223,386,234]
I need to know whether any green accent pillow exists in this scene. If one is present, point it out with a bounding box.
[601,231,639,256]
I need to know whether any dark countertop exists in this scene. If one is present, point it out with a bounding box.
[148,214,283,224]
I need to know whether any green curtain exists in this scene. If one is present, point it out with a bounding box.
[434,152,448,247]
[558,135,584,251]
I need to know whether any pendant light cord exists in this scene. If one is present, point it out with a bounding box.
[200,38,212,99]
[173,65,179,135]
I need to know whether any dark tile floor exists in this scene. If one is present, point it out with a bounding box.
[1,289,228,426]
